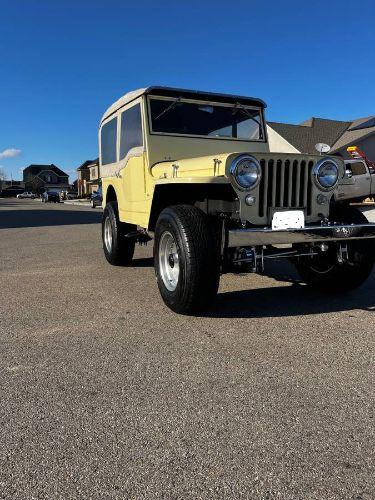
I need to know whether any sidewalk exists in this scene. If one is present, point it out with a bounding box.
[62,199,93,207]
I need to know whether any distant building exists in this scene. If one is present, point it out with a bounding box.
[0,180,25,197]
[76,160,92,198]
[267,115,375,160]
[88,159,100,193]
[76,158,99,197]
[23,164,70,194]
[2,180,25,189]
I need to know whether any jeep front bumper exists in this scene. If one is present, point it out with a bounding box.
[228,223,375,247]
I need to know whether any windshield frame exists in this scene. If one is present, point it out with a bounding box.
[146,96,267,143]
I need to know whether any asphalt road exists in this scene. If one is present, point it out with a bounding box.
[0,198,374,500]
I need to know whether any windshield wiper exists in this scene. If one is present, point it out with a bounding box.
[154,97,182,121]
[232,102,263,139]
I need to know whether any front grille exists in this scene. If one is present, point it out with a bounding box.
[258,158,314,218]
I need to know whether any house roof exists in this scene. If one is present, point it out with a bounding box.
[24,164,68,177]
[101,86,266,123]
[268,115,375,154]
[330,116,375,152]
[77,159,98,171]
[348,115,375,131]
[268,118,351,154]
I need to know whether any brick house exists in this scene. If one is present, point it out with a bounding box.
[23,164,70,194]
[76,158,99,197]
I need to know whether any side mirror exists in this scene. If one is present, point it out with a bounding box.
[345,169,353,179]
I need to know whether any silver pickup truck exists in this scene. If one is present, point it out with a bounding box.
[336,159,375,202]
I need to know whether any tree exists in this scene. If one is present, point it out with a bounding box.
[0,167,6,192]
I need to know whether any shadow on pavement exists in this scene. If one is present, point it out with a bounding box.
[0,209,102,229]
[207,282,375,319]
[203,261,375,319]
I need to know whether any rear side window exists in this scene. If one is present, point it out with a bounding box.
[101,117,118,165]
[350,162,367,176]
[120,104,143,160]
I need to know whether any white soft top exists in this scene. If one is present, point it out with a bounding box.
[101,88,146,123]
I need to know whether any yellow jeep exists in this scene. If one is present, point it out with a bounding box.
[99,86,375,313]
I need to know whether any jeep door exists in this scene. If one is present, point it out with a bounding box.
[118,102,146,210]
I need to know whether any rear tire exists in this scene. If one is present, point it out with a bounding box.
[102,201,136,266]
[295,206,374,292]
[154,205,220,314]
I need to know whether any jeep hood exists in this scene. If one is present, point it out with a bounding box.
[150,153,237,182]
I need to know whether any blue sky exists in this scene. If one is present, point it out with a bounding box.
[0,0,374,181]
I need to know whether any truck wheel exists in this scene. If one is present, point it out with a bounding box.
[154,205,220,314]
[102,201,135,266]
[295,206,374,292]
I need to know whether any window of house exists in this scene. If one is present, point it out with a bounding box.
[101,117,118,165]
[120,104,143,160]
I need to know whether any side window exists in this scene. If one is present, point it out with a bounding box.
[120,104,143,160]
[350,162,367,176]
[101,117,118,165]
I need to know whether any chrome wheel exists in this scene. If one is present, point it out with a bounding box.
[104,217,113,253]
[159,231,180,291]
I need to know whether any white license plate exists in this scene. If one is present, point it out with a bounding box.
[272,210,305,230]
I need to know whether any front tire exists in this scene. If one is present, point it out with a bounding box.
[295,206,374,292]
[102,201,136,266]
[154,205,220,314]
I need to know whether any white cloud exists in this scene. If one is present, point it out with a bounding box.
[0,148,22,160]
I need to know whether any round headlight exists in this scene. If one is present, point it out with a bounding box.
[230,155,261,190]
[313,159,339,190]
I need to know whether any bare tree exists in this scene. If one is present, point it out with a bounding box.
[0,167,6,192]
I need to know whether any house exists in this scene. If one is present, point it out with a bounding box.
[2,180,25,189]
[0,180,25,197]
[267,115,375,160]
[76,158,99,197]
[76,160,92,198]
[23,164,70,194]
[87,159,100,193]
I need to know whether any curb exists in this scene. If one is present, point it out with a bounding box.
[63,200,91,207]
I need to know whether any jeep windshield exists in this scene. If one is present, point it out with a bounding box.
[149,98,264,141]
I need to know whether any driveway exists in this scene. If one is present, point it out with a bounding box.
[1,198,374,499]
